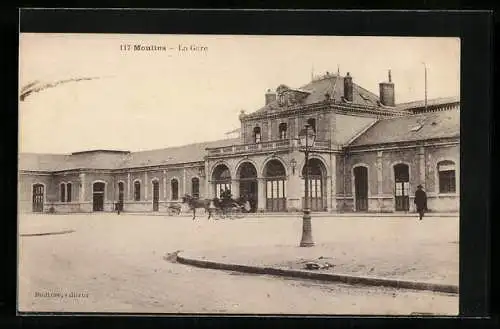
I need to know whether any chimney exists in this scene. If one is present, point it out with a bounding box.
[265,89,277,105]
[379,70,395,107]
[343,72,353,102]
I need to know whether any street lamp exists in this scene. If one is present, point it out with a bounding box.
[298,124,316,247]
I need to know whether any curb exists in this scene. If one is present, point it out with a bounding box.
[176,252,458,295]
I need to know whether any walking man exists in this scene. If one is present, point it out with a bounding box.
[414,184,427,220]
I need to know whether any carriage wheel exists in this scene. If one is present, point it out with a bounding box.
[233,207,245,219]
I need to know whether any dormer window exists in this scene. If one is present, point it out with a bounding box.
[279,123,288,139]
[276,84,290,107]
[278,93,285,106]
[253,126,261,143]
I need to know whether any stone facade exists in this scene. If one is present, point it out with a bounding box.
[18,71,460,214]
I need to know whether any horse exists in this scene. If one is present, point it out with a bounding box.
[181,194,212,220]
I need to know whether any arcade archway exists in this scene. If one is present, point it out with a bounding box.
[264,159,287,212]
[212,164,231,198]
[302,158,327,211]
[237,162,258,212]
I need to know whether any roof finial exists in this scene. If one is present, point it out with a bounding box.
[337,65,340,76]
[311,65,314,81]
[388,69,392,83]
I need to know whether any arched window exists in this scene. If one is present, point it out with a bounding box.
[253,126,261,143]
[279,123,287,139]
[307,118,316,133]
[60,183,66,202]
[66,182,72,202]
[171,179,179,200]
[134,181,141,201]
[438,160,456,193]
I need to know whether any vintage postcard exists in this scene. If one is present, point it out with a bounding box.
[18,34,460,315]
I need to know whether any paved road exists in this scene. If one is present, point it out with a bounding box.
[18,214,458,315]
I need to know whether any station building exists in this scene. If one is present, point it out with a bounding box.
[18,70,460,214]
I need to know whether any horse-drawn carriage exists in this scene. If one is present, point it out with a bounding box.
[167,204,182,216]
[182,191,248,220]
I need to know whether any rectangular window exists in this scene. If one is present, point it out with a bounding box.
[403,182,409,196]
[172,181,179,200]
[439,170,456,193]
[216,183,230,198]
[255,133,261,143]
[134,183,141,201]
[395,183,403,196]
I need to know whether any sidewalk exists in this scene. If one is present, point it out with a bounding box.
[175,239,459,294]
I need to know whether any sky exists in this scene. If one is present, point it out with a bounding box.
[19,34,460,154]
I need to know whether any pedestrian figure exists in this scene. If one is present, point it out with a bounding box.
[414,184,427,220]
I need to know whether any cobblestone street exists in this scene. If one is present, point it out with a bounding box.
[18,214,459,315]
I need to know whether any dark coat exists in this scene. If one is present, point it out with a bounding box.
[414,189,427,211]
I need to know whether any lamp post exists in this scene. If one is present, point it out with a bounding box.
[298,124,316,247]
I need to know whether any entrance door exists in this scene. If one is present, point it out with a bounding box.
[266,179,286,212]
[93,182,105,212]
[264,160,287,212]
[394,164,410,211]
[308,177,323,211]
[118,182,124,211]
[354,166,368,211]
[152,181,159,211]
[32,184,44,212]
[302,159,326,211]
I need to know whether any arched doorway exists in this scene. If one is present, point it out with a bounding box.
[152,180,159,211]
[264,160,286,212]
[32,184,44,212]
[394,163,410,211]
[118,182,124,211]
[212,164,231,198]
[353,166,368,211]
[238,162,258,212]
[302,158,326,211]
[93,182,105,212]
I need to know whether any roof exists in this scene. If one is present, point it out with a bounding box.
[121,138,238,169]
[396,96,460,111]
[18,153,70,172]
[249,74,381,117]
[19,138,240,172]
[348,109,460,147]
